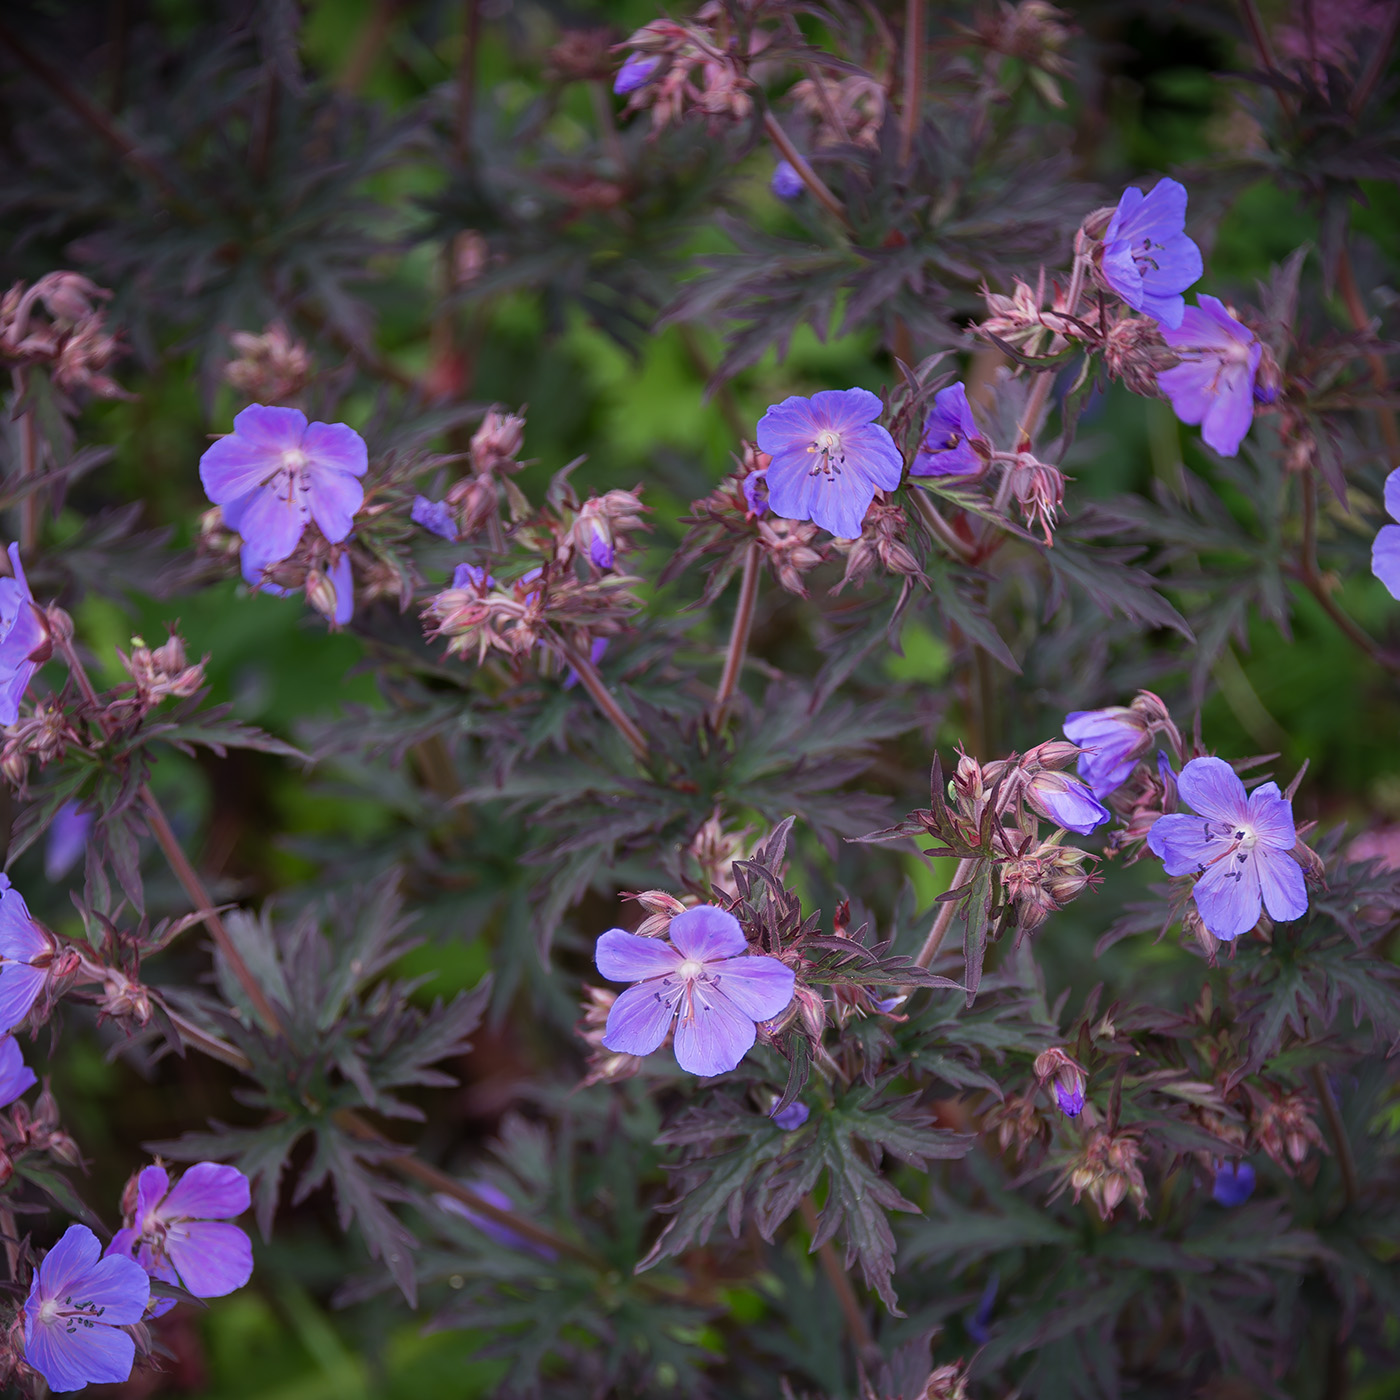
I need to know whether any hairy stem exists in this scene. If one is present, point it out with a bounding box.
[11,369,39,554]
[762,111,851,230]
[799,1196,877,1361]
[1310,1064,1359,1211]
[554,637,649,761]
[712,543,760,728]
[898,0,923,166]
[914,858,973,970]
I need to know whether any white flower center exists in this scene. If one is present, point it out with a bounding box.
[676,958,705,981]
[1233,824,1259,851]
[282,447,308,472]
[37,1299,60,1326]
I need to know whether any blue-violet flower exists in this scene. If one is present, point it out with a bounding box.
[595,905,795,1077]
[1063,706,1153,800]
[910,382,985,478]
[1157,296,1261,457]
[1371,467,1400,600]
[1100,177,1203,329]
[435,1181,557,1260]
[770,1099,810,1131]
[0,544,48,725]
[0,875,54,1032]
[1212,1160,1256,1207]
[755,389,903,539]
[771,161,804,200]
[412,495,458,541]
[1024,770,1111,835]
[614,53,659,94]
[1146,756,1308,940]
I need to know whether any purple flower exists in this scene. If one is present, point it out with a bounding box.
[595,905,796,1077]
[0,1034,36,1109]
[0,875,51,1033]
[1371,467,1400,599]
[910,383,985,478]
[1211,1160,1256,1207]
[614,53,659,94]
[452,563,495,591]
[966,1273,998,1345]
[106,1163,253,1314]
[588,525,615,570]
[564,636,608,690]
[755,389,903,539]
[1145,756,1308,940]
[1054,1080,1085,1117]
[1063,706,1152,801]
[327,552,353,627]
[434,1182,557,1260]
[0,544,48,725]
[770,1099,810,1131]
[1157,297,1262,457]
[45,802,94,882]
[199,404,368,586]
[742,469,769,515]
[1100,177,1203,329]
[771,161,805,200]
[412,495,458,541]
[1024,771,1111,835]
[23,1224,150,1392]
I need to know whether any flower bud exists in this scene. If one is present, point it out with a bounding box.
[1034,1047,1087,1117]
[1024,770,1110,835]
[43,605,73,645]
[470,409,526,472]
[1,750,27,788]
[305,569,339,622]
[0,1149,13,1190]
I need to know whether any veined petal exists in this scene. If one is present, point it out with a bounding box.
[32,1224,102,1301]
[840,422,904,490]
[167,1221,253,1297]
[595,929,682,983]
[756,397,822,455]
[161,1162,250,1221]
[301,420,368,479]
[25,1316,135,1392]
[235,486,308,574]
[668,905,747,962]
[63,1252,150,1324]
[809,386,882,433]
[1146,814,1234,876]
[1374,523,1400,599]
[1193,849,1263,940]
[305,469,365,545]
[704,955,795,1020]
[0,963,45,1034]
[199,434,282,506]
[1246,782,1296,849]
[672,983,756,1076]
[602,980,678,1056]
[1177,757,1248,824]
[134,1164,171,1226]
[0,1035,36,1108]
[1198,364,1256,457]
[1258,848,1308,924]
[231,404,308,448]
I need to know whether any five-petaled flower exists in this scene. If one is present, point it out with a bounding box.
[0,544,49,726]
[910,382,986,478]
[595,905,795,1076]
[1063,706,1153,800]
[106,1162,253,1316]
[198,404,367,586]
[1371,466,1400,600]
[755,388,903,540]
[1146,756,1308,940]
[23,1223,150,1393]
[1156,296,1262,457]
[1099,177,1203,329]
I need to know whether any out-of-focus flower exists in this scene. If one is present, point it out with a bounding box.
[911,382,987,478]
[770,1099,810,1131]
[305,552,354,628]
[199,405,367,586]
[965,1273,998,1345]
[1034,1047,1087,1117]
[756,389,903,539]
[1098,178,1203,329]
[789,73,886,148]
[1249,1084,1326,1173]
[435,1181,557,1260]
[1063,705,1154,800]
[1156,296,1262,457]
[742,467,769,515]
[412,495,458,541]
[1211,1160,1256,1206]
[563,635,609,690]
[119,633,206,708]
[468,409,527,475]
[1104,313,1178,397]
[985,1091,1046,1162]
[23,1224,150,1391]
[44,802,93,882]
[614,52,660,94]
[1024,770,1110,835]
[594,905,795,1076]
[770,160,804,200]
[108,1163,253,1316]
[1006,453,1065,545]
[223,323,311,403]
[1066,1128,1148,1220]
[0,1035,36,1109]
[1146,756,1308,940]
[577,986,646,1087]
[1,273,127,399]
[1371,467,1400,600]
[0,876,62,1032]
[0,545,49,726]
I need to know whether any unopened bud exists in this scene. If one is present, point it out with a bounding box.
[0,1149,12,1189]
[46,1131,82,1168]
[1,751,27,788]
[44,605,73,645]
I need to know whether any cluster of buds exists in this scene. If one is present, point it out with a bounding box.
[437,409,530,539]
[1034,1047,1088,1117]
[957,740,1106,845]
[223,322,311,402]
[963,0,1074,107]
[686,813,752,897]
[5,1082,82,1175]
[116,633,207,712]
[1002,839,1096,932]
[832,500,922,592]
[1004,451,1066,545]
[1104,314,1178,397]
[984,1091,1048,1162]
[615,17,761,130]
[576,986,646,1087]
[1,698,79,790]
[1248,1084,1327,1174]
[545,27,615,84]
[93,961,155,1030]
[0,272,126,398]
[978,271,1086,360]
[622,889,688,938]
[1066,1127,1148,1220]
[789,72,886,149]
[468,408,526,475]
[757,517,828,597]
[560,489,649,572]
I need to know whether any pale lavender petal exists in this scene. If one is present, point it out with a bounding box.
[327,552,354,626]
[1198,363,1257,457]
[31,1223,102,1300]
[0,963,45,1034]
[236,486,308,576]
[1385,467,1400,524]
[301,420,368,479]
[166,1221,253,1297]
[840,423,904,490]
[1193,849,1263,940]
[771,1100,809,1130]
[668,905,747,962]
[160,1162,250,1221]
[1258,848,1308,924]
[809,387,883,435]
[704,955,794,1020]
[231,403,307,448]
[304,468,365,545]
[1246,781,1296,849]
[1177,757,1249,824]
[771,161,804,200]
[452,563,494,590]
[601,980,678,1056]
[199,434,280,505]
[1146,814,1234,876]
[755,396,822,455]
[45,802,94,881]
[0,881,47,962]
[61,1252,150,1324]
[614,52,659,94]
[1373,523,1400,599]
[595,928,682,982]
[672,984,757,1076]
[1027,773,1110,834]
[134,1164,171,1226]
[1063,707,1146,799]
[412,496,457,540]
[25,1316,136,1392]
[0,1035,36,1108]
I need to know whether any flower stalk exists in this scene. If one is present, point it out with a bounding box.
[712,542,760,728]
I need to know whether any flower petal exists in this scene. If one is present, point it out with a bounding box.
[1385,467,1400,525]
[1258,848,1308,925]
[301,420,368,479]
[0,1035,36,1109]
[1373,523,1400,599]
[601,980,678,1056]
[167,1221,253,1297]
[33,1223,102,1301]
[62,1252,151,1324]
[705,955,795,1020]
[672,984,756,1076]
[1146,814,1233,877]
[668,905,747,962]
[199,433,281,507]
[1177,757,1248,824]
[1198,363,1257,457]
[1192,848,1263,940]
[755,397,821,456]
[161,1162,250,1221]
[135,1164,171,1225]
[231,404,308,448]
[840,422,904,490]
[0,881,44,963]
[305,470,365,545]
[0,963,45,1034]
[327,552,354,626]
[1246,781,1296,849]
[595,929,682,983]
[235,486,309,578]
[25,1315,136,1392]
[809,387,882,434]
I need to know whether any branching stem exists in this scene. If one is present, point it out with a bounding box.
[554,637,649,761]
[898,0,923,166]
[1335,245,1400,463]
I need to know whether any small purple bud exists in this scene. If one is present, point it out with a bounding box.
[45,801,94,881]
[412,495,458,541]
[614,53,659,95]
[452,563,495,590]
[742,469,769,515]
[588,526,615,570]
[770,1099,810,1131]
[1054,1081,1085,1117]
[1211,1160,1256,1207]
[771,160,805,200]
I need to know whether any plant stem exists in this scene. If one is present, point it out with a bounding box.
[1015,370,1055,451]
[554,637,649,761]
[455,0,480,163]
[11,369,39,553]
[1236,0,1277,71]
[0,1205,17,1279]
[898,0,923,166]
[910,488,975,563]
[799,1196,878,1362]
[762,111,851,231]
[916,858,973,969]
[1350,2,1399,118]
[712,543,760,728]
[1334,245,1400,464]
[1310,1064,1359,1210]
